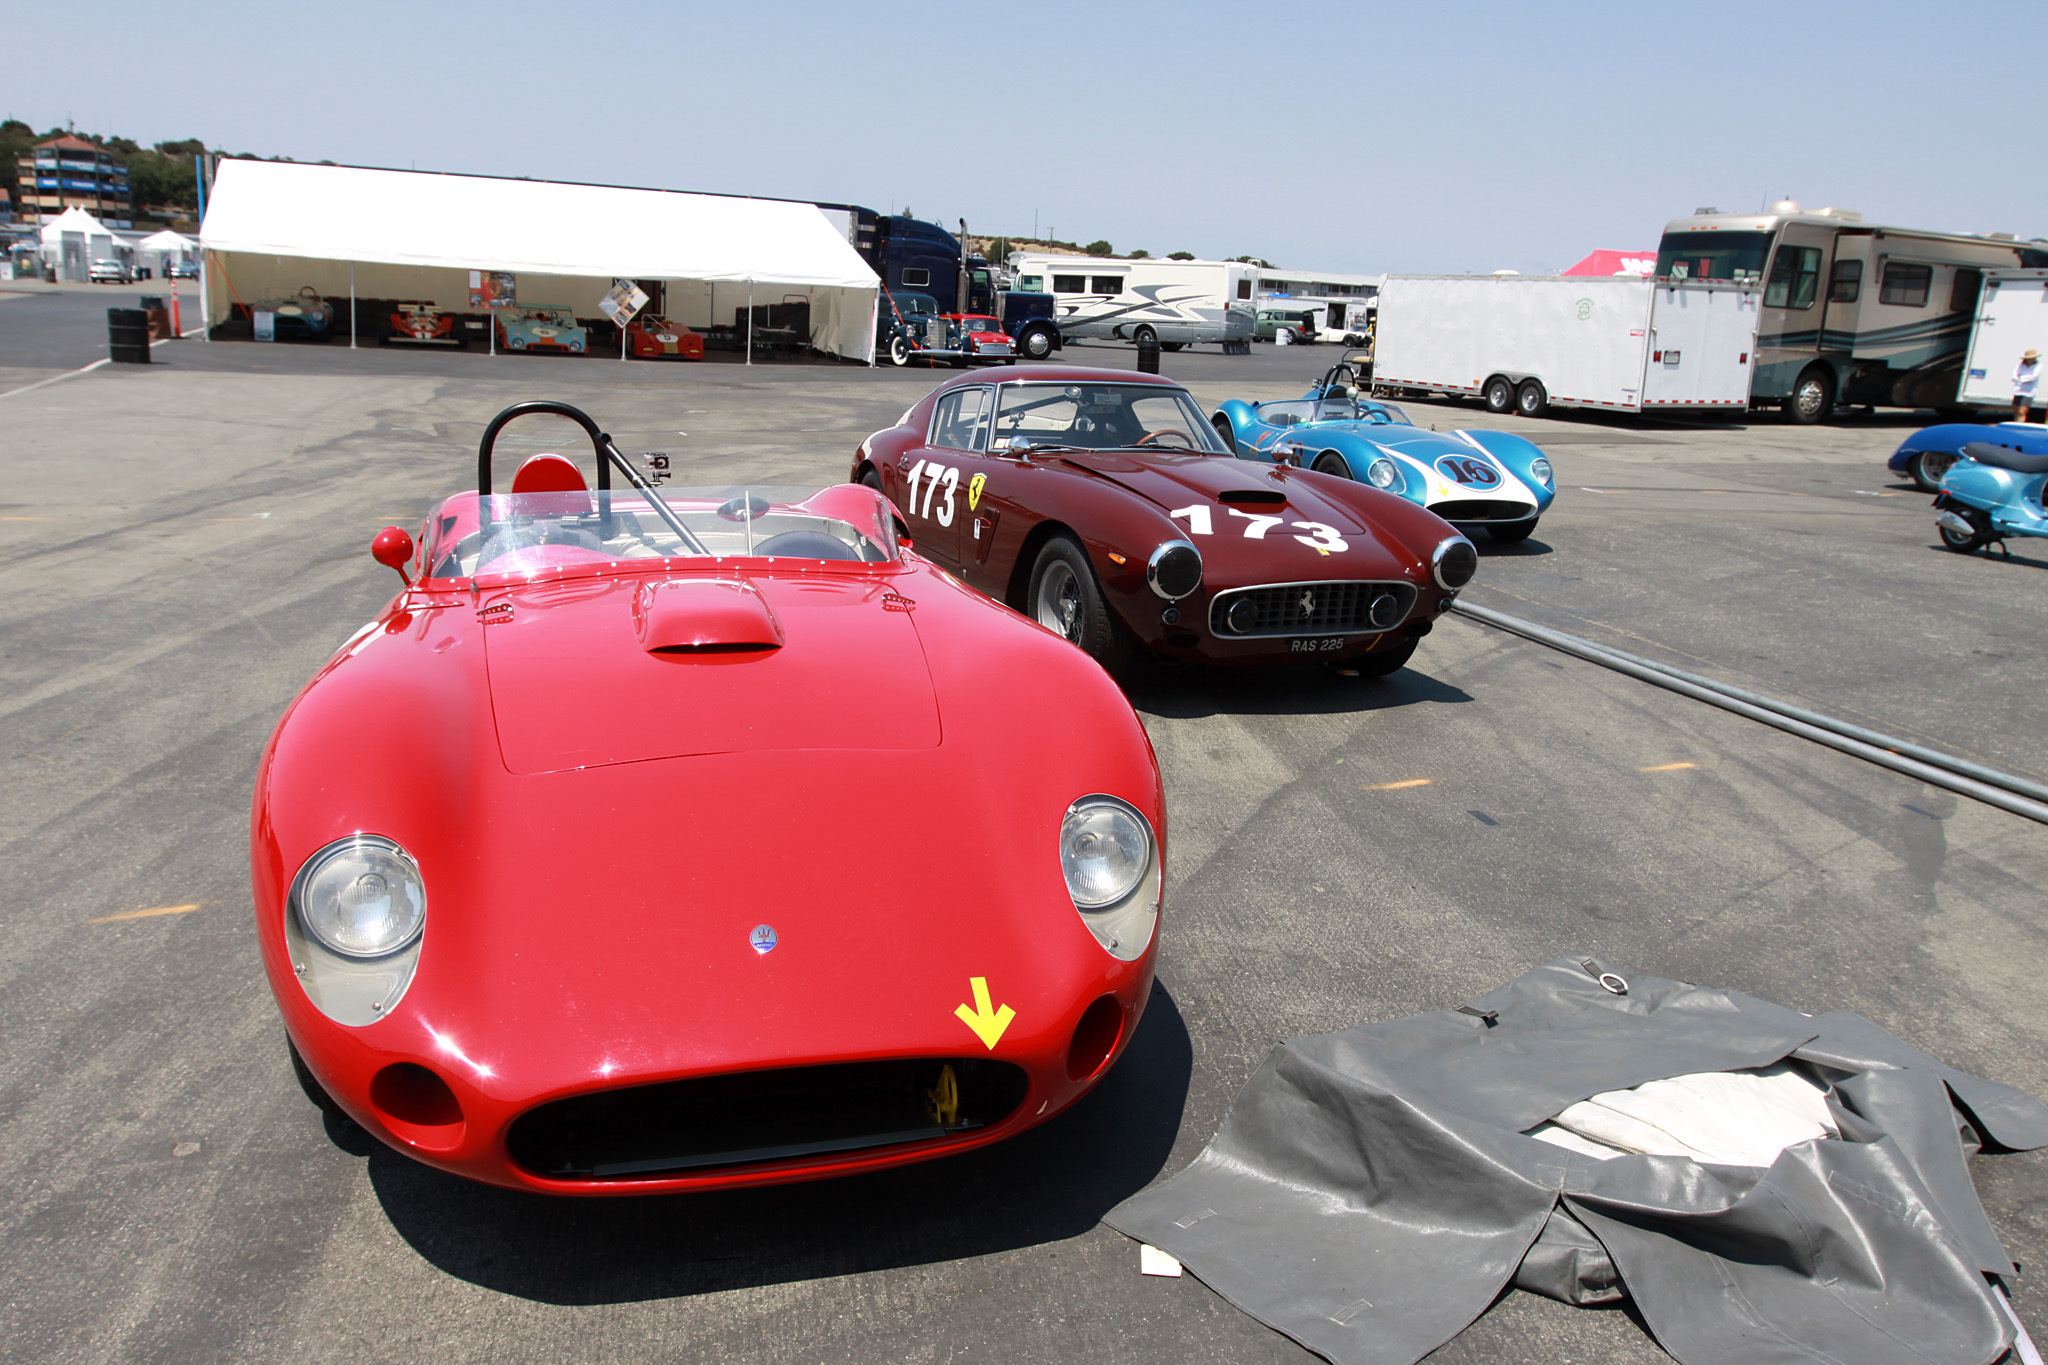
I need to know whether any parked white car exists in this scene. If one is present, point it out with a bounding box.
[89,259,133,284]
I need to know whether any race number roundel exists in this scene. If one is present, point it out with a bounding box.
[1434,455,1501,488]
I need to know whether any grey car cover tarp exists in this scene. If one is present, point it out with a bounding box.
[1105,958,2048,1365]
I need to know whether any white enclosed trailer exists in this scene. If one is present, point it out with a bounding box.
[1008,254,1255,348]
[1370,274,1761,417]
[1958,269,2048,408]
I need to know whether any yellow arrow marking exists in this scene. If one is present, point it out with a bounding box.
[1640,762,1698,772]
[954,976,1016,1050]
[967,473,987,511]
[1363,778,1432,790]
[89,903,200,924]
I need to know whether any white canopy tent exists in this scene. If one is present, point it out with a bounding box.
[39,207,120,282]
[198,160,880,361]
[137,228,199,276]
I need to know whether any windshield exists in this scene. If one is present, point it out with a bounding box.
[1259,397,1412,427]
[992,383,1227,453]
[954,316,1005,333]
[892,293,939,317]
[1656,230,1772,282]
[519,307,573,323]
[424,484,898,580]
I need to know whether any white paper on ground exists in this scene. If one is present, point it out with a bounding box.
[1140,1244,1184,1277]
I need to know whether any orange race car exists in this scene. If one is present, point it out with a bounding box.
[625,314,704,360]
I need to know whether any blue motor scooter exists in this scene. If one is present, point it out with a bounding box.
[1933,441,2048,554]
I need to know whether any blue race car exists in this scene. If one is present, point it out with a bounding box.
[1888,420,2048,493]
[496,304,589,355]
[1212,357,1556,542]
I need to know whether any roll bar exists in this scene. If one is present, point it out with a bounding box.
[475,400,708,555]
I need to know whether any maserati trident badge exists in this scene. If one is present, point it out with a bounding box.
[750,923,778,955]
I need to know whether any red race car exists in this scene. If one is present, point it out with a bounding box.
[383,301,462,347]
[625,313,704,360]
[852,367,1476,675]
[254,401,1164,1194]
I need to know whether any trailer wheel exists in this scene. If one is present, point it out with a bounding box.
[1514,379,1548,418]
[1017,325,1055,361]
[1783,365,1834,424]
[888,334,913,367]
[1484,376,1515,413]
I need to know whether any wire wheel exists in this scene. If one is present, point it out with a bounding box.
[1035,558,1084,641]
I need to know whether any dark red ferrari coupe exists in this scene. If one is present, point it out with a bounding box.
[254,401,1164,1194]
[852,367,1476,675]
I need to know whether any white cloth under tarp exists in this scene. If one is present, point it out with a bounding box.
[199,160,879,361]
[1529,1063,1838,1166]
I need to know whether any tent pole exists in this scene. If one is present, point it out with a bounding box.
[746,277,753,367]
[199,251,212,341]
[349,263,356,350]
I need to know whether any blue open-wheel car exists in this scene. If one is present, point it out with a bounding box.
[1211,353,1557,542]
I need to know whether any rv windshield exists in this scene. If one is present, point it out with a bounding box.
[1656,231,1772,283]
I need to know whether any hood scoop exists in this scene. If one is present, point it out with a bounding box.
[1217,488,1287,506]
[635,578,784,653]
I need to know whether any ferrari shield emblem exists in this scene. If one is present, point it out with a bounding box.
[967,473,987,511]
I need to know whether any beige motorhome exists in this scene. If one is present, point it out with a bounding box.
[1657,203,2047,422]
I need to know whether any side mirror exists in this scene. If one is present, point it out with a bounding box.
[372,526,415,585]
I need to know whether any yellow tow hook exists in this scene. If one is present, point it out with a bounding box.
[926,1063,960,1128]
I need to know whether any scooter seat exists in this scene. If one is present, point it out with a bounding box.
[1961,441,2048,475]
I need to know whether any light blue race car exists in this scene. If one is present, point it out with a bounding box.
[1212,356,1557,542]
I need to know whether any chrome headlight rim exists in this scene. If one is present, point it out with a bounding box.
[1060,795,1154,910]
[1528,456,1553,488]
[1431,535,1478,591]
[289,833,427,961]
[1366,457,1400,490]
[1058,794,1160,962]
[1146,539,1204,601]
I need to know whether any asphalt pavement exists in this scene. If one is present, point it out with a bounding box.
[2,334,2043,1364]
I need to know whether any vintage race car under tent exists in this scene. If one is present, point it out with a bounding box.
[197,160,880,361]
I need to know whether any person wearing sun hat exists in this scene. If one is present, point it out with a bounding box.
[2016,348,2042,422]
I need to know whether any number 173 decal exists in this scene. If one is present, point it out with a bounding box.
[1169,504,1349,555]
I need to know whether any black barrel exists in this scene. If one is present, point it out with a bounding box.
[138,295,164,311]
[108,308,151,364]
[1136,332,1161,374]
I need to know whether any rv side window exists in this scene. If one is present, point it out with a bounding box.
[1879,262,1931,307]
[1018,274,1044,292]
[901,268,931,288]
[1053,274,1087,293]
[1090,276,1124,294]
[1829,260,1862,303]
[1237,279,1252,300]
[1764,246,1821,309]
[1950,268,1983,314]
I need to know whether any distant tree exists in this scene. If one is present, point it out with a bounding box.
[1167,250,1195,260]
[1128,249,1150,259]
[902,205,913,219]
[1083,239,1114,257]
[1229,255,1275,269]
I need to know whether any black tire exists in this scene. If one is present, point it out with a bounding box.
[287,1035,353,1124]
[1351,636,1418,677]
[1908,449,1956,494]
[860,468,883,493]
[1028,535,1126,668]
[1490,519,1538,543]
[1783,365,1834,425]
[1313,451,1351,478]
[888,334,913,367]
[1018,325,1055,361]
[1161,342,1184,352]
[1133,325,1157,347]
[1515,379,1548,418]
[1938,507,1991,553]
[1484,376,1515,413]
[1212,414,1238,452]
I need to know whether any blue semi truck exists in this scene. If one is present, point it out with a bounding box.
[821,206,1064,361]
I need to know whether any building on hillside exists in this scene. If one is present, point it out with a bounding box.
[14,135,132,228]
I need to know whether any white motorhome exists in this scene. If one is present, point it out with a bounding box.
[1958,269,2048,409]
[1008,254,1255,349]
[1656,204,2047,421]
[1370,274,1761,417]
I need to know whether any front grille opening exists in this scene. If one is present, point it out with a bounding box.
[506,1057,1030,1180]
[1210,581,1417,638]
[1434,499,1533,523]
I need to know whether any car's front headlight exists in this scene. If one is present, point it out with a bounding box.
[1059,796,1159,961]
[1146,540,1203,600]
[1432,536,1478,590]
[1528,457,1553,487]
[286,835,428,1025]
[1367,457,1400,489]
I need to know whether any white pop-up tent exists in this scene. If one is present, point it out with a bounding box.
[137,228,199,276]
[198,160,880,361]
[40,206,120,282]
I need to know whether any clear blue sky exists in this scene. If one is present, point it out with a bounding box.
[13,0,2042,274]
